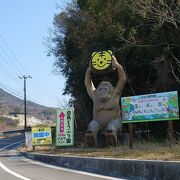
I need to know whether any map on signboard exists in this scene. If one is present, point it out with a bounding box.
[121,91,179,123]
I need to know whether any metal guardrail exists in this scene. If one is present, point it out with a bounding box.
[1,127,31,135]
[1,127,55,136]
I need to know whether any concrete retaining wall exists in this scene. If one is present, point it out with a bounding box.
[20,152,180,180]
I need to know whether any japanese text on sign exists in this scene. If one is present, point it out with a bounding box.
[56,108,74,146]
[32,127,52,146]
[121,91,179,123]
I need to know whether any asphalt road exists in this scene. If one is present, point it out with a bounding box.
[0,135,124,180]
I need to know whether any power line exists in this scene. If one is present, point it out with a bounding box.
[0,48,22,76]
[0,58,21,84]
[0,44,23,75]
[0,46,39,104]
[0,33,64,107]
[0,82,24,99]
[0,34,42,104]
[0,33,26,74]
[25,96,43,106]
[0,81,47,107]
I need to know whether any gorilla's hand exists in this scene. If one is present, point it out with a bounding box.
[112,55,120,70]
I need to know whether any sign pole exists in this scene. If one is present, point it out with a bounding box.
[128,123,133,149]
[168,120,173,146]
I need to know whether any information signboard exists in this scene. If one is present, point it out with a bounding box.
[121,91,179,123]
[56,108,74,146]
[32,127,52,146]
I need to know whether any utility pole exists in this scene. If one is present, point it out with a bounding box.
[19,75,32,130]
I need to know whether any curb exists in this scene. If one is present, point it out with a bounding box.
[20,151,180,180]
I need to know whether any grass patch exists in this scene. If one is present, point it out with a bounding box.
[21,141,180,161]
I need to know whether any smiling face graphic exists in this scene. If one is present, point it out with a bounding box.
[91,50,113,71]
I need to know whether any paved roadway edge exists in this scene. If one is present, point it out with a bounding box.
[20,151,180,179]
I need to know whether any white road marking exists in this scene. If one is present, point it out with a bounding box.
[0,140,24,152]
[0,139,125,179]
[0,139,31,180]
[22,158,125,180]
[0,162,32,180]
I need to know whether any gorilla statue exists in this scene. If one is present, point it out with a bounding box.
[84,55,127,146]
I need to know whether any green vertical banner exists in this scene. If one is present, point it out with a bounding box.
[56,108,74,146]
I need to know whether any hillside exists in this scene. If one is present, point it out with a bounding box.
[0,88,56,121]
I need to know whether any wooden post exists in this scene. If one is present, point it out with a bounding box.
[128,123,133,149]
[168,121,173,146]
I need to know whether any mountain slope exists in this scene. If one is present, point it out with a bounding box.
[0,88,56,120]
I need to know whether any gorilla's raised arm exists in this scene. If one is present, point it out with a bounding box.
[112,56,127,95]
[85,67,96,99]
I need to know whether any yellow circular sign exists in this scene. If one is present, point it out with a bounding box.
[91,50,113,71]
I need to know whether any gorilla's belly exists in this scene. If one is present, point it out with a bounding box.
[94,109,120,127]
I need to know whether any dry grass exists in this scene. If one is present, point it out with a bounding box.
[0,136,5,139]
[22,141,180,161]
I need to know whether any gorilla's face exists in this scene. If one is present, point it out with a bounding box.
[96,82,113,100]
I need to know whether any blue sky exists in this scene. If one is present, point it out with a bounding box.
[0,0,71,108]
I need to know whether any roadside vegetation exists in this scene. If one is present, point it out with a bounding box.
[0,116,19,131]
[22,140,180,161]
[47,0,180,136]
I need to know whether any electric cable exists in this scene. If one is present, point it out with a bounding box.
[0,82,24,100]
[0,33,26,74]
[0,48,22,76]
[0,58,21,83]
[0,82,42,105]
